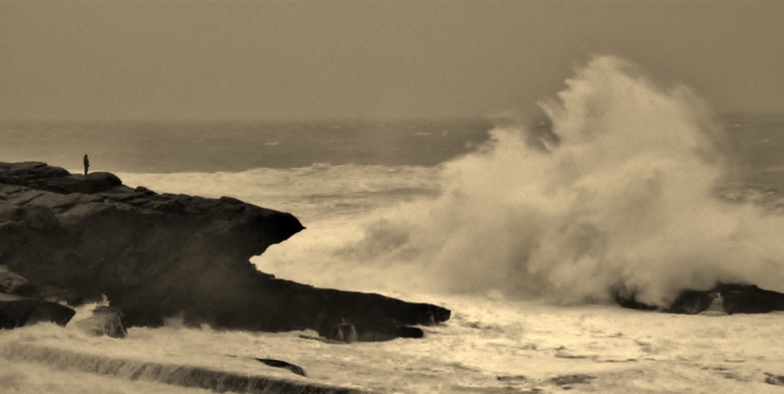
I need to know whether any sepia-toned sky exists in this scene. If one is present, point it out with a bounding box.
[1,0,783,122]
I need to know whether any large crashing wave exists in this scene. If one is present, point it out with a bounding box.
[334,55,784,306]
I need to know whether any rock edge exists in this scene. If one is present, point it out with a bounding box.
[0,161,450,340]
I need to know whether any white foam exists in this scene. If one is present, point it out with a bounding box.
[4,298,784,393]
[121,56,784,308]
[292,55,784,307]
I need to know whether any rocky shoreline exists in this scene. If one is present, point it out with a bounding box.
[4,160,784,339]
[0,161,449,341]
[614,283,784,315]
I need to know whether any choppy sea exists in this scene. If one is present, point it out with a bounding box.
[3,56,784,393]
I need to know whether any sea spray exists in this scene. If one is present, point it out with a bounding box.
[300,55,784,306]
[118,56,784,308]
[118,164,441,223]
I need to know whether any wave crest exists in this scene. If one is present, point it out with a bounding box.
[330,55,784,306]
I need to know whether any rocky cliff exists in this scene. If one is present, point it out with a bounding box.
[0,161,449,339]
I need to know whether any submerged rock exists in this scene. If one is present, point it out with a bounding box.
[0,161,450,340]
[551,374,596,388]
[255,358,307,377]
[496,375,527,382]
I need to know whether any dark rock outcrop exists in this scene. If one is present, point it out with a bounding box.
[765,373,784,386]
[0,293,76,328]
[611,287,658,311]
[615,283,784,315]
[0,161,450,340]
[73,305,128,338]
[0,265,77,328]
[669,283,784,314]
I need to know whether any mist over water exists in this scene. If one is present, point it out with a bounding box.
[259,56,784,307]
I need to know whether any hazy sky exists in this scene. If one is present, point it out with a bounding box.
[1,0,782,121]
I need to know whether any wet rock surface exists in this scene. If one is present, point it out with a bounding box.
[73,305,128,338]
[255,358,307,377]
[0,161,450,340]
[0,293,76,329]
[0,264,77,328]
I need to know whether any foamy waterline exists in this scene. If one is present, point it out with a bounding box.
[4,297,784,393]
[1,342,360,394]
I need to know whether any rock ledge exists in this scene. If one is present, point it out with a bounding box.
[0,161,449,340]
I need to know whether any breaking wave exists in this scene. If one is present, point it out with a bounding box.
[282,55,784,306]
[117,55,784,308]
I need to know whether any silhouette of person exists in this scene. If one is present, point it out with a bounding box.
[83,154,90,175]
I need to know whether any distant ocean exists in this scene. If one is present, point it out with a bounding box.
[0,118,494,172]
[3,114,784,218]
[3,56,784,393]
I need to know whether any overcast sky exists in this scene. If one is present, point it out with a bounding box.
[1,0,782,122]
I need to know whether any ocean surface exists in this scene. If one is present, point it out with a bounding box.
[4,56,784,392]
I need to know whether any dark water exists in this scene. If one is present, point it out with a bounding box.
[0,119,494,173]
[2,115,783,169]
[2,114,784,198]
[709,114,784,211]
[721,114,784,188]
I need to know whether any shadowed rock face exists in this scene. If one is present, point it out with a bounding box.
[0,265,32,294]
[0,293,76,328]
[0,161,450,340]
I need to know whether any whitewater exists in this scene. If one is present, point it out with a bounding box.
[4,55,784,393]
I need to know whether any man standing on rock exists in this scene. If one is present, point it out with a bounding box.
[83,154,89,175]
